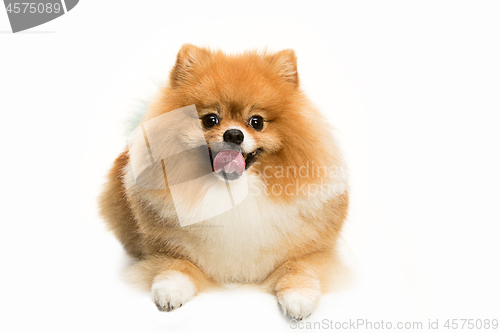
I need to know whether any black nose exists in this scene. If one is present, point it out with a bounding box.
[223,129,244,145]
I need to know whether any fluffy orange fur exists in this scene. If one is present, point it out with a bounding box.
[99,44,349,319]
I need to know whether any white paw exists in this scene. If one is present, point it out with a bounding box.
[152,271,196,312]
[277,287,321,320]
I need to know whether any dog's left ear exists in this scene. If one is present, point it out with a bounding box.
[271,49,299,86]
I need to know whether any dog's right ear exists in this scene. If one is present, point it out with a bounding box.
[170,44,209,88]
[270,49,299,86]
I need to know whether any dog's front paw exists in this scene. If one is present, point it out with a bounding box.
[277,287,321,320]
[152,271,196,312]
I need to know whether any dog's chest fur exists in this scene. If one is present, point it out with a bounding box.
[177,179,307,282]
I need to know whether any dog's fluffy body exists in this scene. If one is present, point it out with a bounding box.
[99,45,349,319]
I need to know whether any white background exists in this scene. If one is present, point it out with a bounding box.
[1,1,499,332]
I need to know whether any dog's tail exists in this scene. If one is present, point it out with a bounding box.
[124,98,150,136]
[123,76,165,137]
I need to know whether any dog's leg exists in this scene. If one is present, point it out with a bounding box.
[263,251,335,320]
[128,256,216,312]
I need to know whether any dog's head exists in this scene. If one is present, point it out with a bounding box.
[145,45,342,202]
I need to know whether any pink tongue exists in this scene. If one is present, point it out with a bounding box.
[213,150,245,175]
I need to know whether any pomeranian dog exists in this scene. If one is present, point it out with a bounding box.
[99,44,348,320]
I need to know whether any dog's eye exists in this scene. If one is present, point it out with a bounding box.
[249,116,264,130]
[202,114,219,128]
